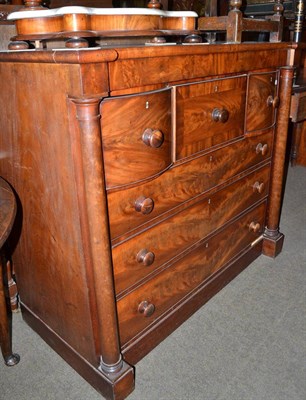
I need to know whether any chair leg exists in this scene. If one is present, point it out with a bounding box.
[0,258,20,366]
[6,260,19,312]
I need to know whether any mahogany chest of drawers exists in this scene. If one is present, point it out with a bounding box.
[0,42,294,399]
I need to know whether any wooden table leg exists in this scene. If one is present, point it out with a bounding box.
[290,121,303,166]
[0,257,20,366]
[6,260,19,312]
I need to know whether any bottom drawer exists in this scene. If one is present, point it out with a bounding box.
[117,202,266,346]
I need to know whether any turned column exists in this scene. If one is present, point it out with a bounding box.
[293,0,305,43]
[263,67,295,257]
[23,1,44,8]
[69,98,123,374]
[270,1,284,42]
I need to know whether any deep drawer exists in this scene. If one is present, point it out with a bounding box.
[100,88,171,189]
[117,202,266,346]
[107,131,273,239]
[175,76,247,160]
[113,165,270,294]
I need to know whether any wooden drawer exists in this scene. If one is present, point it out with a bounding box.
[175,75,247,160]
[246,71,279,133]
[117,202,266,346]
[100,88,171,189]
[290,91,306,123]
[113,165,270,294]
[108,131,273,239]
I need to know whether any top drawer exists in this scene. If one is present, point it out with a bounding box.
[100,89,172,189]
[175,76,247,160]
[246,71,279,133]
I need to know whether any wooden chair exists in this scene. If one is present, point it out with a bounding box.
[0,177,20,366]
[198,0,284,43]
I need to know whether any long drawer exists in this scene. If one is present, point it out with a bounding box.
[117,201,266,346]
[108,131,273,240]
[113,165,270,294]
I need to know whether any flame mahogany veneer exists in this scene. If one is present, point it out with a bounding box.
[0,41,295,399]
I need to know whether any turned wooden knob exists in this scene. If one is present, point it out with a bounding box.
[136,249,155,266]
[135,196,154,215]
[184,34,202,43]
[138,300,155,317]
[65,38,89,48]
[253,181,265,194]
[147,0,162,9]
[212,108,230,123]
[256,143,268,156]
[8,41,29,50]
[150,37,166,44]
[230,0,242,10]
[142,128,164,148]
[249,221,261,233]
[267,95,280,108]
[273,1,284,14]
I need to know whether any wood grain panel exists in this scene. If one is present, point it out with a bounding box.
[107,131,273,239]
[108,46,288,92]
[176,76,246,159]
[100,89,171,189]
[113,165,270,294]
[0,62,98,363]
[117,202,266,346]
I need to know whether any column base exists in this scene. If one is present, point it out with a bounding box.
[21,304,135,400]
[262,231,284,258]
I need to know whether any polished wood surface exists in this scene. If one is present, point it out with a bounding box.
[246,71,279,133]
[117,202,267,346]
[176,75,246,159]
[7,5,197,42]
[100,89,172,189]
[113,166,270,295]
[3,0,284,47]
[263,66,294,257]
[0,177,19,366]
[0,40,295,399]
[107,130,273,240]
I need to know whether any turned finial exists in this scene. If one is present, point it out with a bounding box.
[65,38,89,49]
[24,0,44,9]
[8,41,29,50]
[147,0,162,9]
[273,0,284,15]
[229,0,242,11]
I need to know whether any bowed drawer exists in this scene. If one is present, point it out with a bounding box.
[246,71,279,133]
[100,88,172,189]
